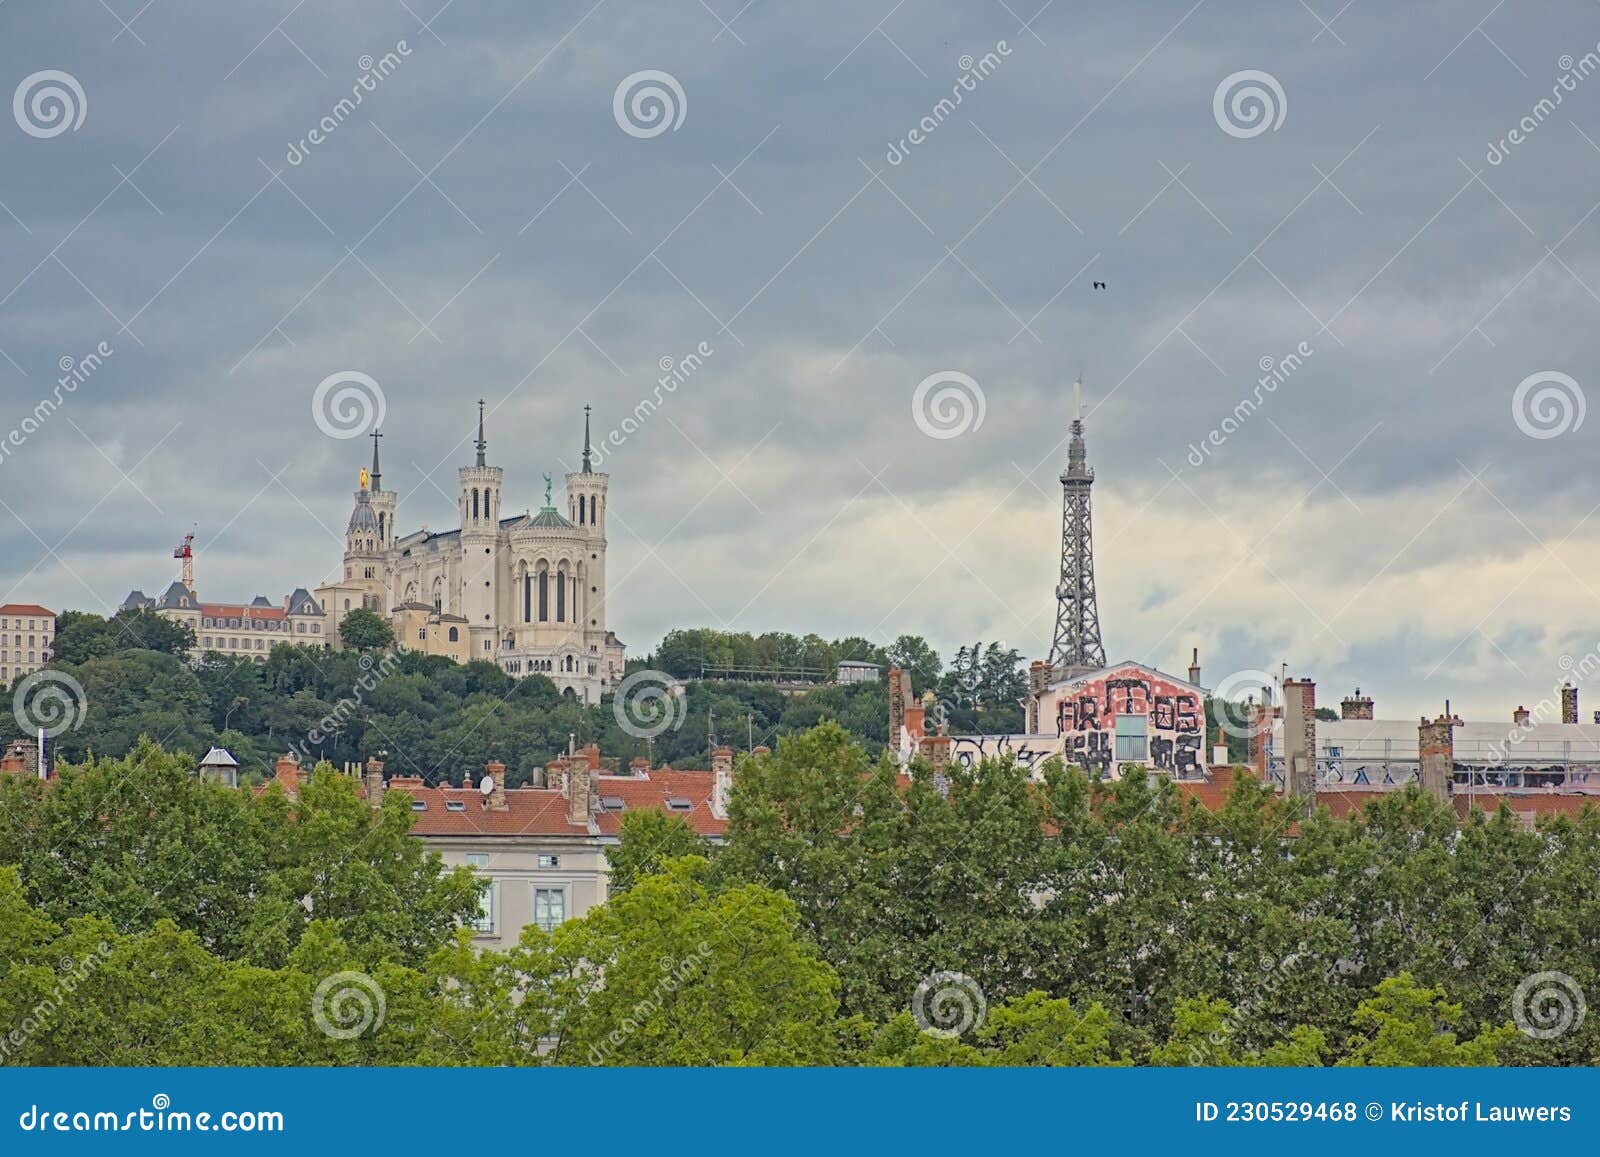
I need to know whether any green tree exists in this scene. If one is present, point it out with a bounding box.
[339,607,395,651]
[1339,973,1518,1066]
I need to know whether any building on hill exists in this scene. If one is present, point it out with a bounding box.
[121,583,327,660]
[0,603,55,686]
[315,403,625,702]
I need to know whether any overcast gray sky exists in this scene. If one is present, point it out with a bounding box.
[3,0,1600,719]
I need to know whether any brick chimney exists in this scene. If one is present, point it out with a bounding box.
[274,751,304,796]
[1281,678,1317,798]
[1340,688,1374,720]
[1,738,37,776]
[564,759,592,826]
[1513,705,1531,727]
[1028,660,1050,733]
[711,746,734,820]
[628,756,650,776]
[1562,683,1579,724]
[1187,647,1201,687]
[752,744,770,757]
[920,733,952,774]
[1418,710,1458,802]
[888,666,909,742]
[363,755,385,808]
[581,743,601,772]
[483,759,507,811]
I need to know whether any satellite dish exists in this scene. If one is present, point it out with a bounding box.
[479,774,495,796]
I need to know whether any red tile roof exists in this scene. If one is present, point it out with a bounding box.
[391,768,726,838]
[0,604,54,617]
[201,604,287,620]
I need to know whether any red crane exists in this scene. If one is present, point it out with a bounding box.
[173,531,194,590]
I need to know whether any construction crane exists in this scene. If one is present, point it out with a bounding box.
[173,530,195,590]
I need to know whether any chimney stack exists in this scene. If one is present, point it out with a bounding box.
[711,746,734,820]
[1187,647,1201,687]
[1281,678,1317,799]
[1028,660,1050,733]
[483,760,507,811]
[363,755,385,808]
[888,666,910,743]
[1340,688,1374,720]
[274,751,304,796]
[629,756,650,776]
[1513,705,1531,727]
[1,738,38,776]
[1418,711,1458,802]
[1562,683,1579,724]
[563,758,592,826]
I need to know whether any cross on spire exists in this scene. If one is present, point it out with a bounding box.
[475,399,486,467]
[369,428,383,491]
[582,404,593,474]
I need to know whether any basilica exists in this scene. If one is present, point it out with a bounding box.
[315,404,624,704]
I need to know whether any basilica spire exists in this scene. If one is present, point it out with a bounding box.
[474,399,487,467]
[582,404,593,474]
[369,429,383,491]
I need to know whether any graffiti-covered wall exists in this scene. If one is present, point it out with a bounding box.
[1037,662,1206,778]
[949,663,1208,779]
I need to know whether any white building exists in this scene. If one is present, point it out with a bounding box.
[317,404,625,702]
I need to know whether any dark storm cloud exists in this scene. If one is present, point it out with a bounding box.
[4,0,1600,716]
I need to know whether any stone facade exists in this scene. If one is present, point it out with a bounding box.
[0,604,54,686]
[316,407,625,702]
[121,586,327,660]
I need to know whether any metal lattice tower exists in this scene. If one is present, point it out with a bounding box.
[1049,379,1105,677]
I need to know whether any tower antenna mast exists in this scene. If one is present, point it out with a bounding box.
[1048,377,1105,677]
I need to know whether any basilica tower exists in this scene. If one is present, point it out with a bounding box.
[565,405,609,648]
[458,400,503,658]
